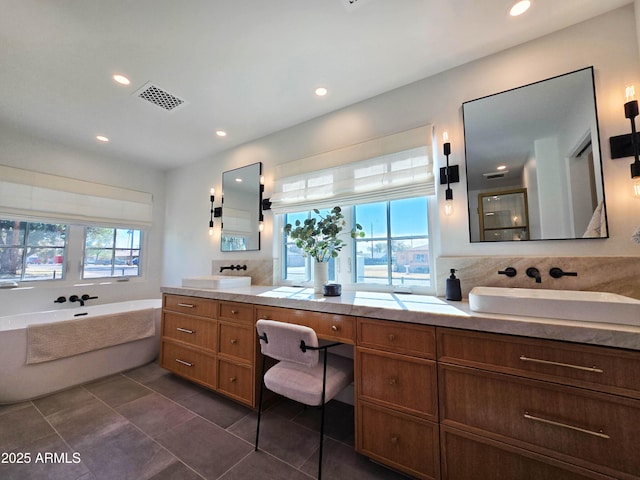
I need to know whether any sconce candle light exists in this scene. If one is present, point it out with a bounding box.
[439,133,459,215]
[610,86,640,197]
[209,188,215,236]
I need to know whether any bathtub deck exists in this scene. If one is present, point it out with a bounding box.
[0,362,403,480]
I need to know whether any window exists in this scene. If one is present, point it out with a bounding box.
[0,220,67,281]
[83,227,142,278]
[282,197,430,289]
[283,209,336,283]
[355,197,430,287]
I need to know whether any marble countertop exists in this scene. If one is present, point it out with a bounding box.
[161,285,640,351]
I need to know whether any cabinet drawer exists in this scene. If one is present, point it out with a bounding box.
[162,312,216,350]
[217,359,254,406]
[441,426,617,480]
[437,328,640,398]
[357,401,440,480]
[219,301,254,325]
[163,294,217,318]
[439,364,640,480]
[256,306,355,344]
[358,318,435,359]
[357,347,437,420]
[161,341,216,389]
[218,321,254,363]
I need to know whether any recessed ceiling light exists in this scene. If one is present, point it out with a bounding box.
[315,87,328,97]
[216,130,227,137]
[497,165,507,170]
[112,74,130,85]
[96,135,109,142]
[510,0,531,16]
[235,178,243,182]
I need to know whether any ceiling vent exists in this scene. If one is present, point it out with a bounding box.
[134,82,186,112]
[340,0,373,11]
[483,171,509,180]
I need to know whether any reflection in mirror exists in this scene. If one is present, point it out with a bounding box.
[221,162,262,251]
[463,67,608,242]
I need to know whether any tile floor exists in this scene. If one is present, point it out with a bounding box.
[0,362,408,479]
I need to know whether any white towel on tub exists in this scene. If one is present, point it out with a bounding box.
[26,308,156,364]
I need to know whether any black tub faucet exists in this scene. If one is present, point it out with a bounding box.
[526,267,542,284]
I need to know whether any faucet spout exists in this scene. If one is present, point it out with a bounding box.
[525,267,542,284]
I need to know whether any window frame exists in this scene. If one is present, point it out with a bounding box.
[280,196,436,294]
[82,227,143,280]
[0,220,68,283]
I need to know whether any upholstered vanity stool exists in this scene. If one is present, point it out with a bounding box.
[255,319,353,480]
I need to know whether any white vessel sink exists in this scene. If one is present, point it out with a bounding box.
[181,275,251,289]
[468,286,640,326]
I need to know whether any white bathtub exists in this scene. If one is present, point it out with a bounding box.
[0,299,162,404]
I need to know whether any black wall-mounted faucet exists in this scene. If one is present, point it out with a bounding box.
[549,267,578,279]
[54,296,66,304]
[526,267,542,283]
[498,267,517,278]
[69,294,98,307]
[220,264,247,272]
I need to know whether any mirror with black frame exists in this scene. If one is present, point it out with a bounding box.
[463,66,608,242]
[221,162,262,251]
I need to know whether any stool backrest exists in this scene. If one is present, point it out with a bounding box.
[256,319,319,367]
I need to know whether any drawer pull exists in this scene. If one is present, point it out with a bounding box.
[230,339,238,344]
[390,436,398,444]
[176,327,194,334]
[231,309,238,314]
[388,334,396,342]
[229,377,237,383]
[331,325,339,331]
[177,303,195,308]
[388,378,397,386]
[524,412,609,439]
[175,358,193,367]
[519,355,603,373]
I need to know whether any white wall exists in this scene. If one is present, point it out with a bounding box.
[0,123,166,316]
[164,5,640,287]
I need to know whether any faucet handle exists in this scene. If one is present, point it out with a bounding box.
[498,267,517,278]
[549,267,578,279]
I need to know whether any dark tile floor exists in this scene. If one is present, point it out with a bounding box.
[0,362,409,480]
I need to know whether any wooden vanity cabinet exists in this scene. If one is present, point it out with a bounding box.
[355,318,440,480]
[437,328,640,480]
[161,295,257,407]
[161,294,218,390]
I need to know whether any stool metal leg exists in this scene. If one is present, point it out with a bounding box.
[255,355,267,451]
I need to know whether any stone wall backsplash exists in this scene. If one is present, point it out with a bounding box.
[211,259,275,286]
[436,256,640,300]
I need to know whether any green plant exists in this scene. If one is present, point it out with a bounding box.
[284,207,364,263]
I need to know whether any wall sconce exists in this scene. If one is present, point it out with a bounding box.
[439,134,460,215]
[259,174,271,232]
[609,85,640,198]
[209,188,215,236]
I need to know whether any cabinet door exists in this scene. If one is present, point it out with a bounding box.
[217,359,253,406]
[161,341,216,390]
[162,312,216,350]
[357,401,439,480]
[163,294,217,318]
[441,426,617,480]
[218,321,254,363]
[439,364,640,480]
[437,328,640,399]
[357,347,437,420]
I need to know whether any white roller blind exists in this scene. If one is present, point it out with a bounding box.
[0,165,153,228]
[270,126,434,214]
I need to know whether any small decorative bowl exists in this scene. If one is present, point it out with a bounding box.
[322,283,342,297]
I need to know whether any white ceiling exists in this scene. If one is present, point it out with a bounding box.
[0,0,632,170]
